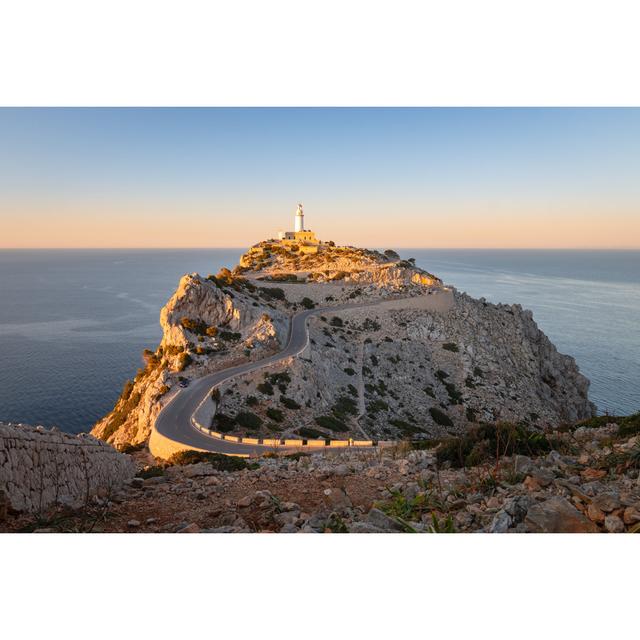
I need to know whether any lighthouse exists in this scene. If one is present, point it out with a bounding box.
[294,203,304,232]
[277,203,318,251]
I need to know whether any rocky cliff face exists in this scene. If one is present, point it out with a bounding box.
[92,239,595,448]
[92,271,289,447]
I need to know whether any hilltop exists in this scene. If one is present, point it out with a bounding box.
[91,237,594,449]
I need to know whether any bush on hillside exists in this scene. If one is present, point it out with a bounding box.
[235,411,262,430]
[315,415,348,432]
[429,407,453,427]
[167,450,248,471]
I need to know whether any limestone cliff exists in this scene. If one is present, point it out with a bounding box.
[92,239,595,448]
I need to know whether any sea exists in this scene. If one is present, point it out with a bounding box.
[0,249,638,433]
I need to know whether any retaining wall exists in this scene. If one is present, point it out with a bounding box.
[0,422,136,514]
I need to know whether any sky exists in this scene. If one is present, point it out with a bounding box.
[0,107,639,249]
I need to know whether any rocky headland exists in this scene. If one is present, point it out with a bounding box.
[92,239,594,448]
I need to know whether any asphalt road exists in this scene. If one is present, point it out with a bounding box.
[154,306,321,455]
[154,295,430,455]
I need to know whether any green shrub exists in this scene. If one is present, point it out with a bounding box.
[219,330,241,342]
[575,412,640,439]
[616,413,640,437]
[367,399,389,413]
[343,367,356,376]
[268,372,291,385]
[136,466,164,479]
[235,411,262,429]
[258,286,286,301]
[167,450,247,471]
[436,422,553,468]
[118,441,146,454]
[315,415,348,432]
[215,413,236,432]
[180,317,208,335]
[280,396,301,410]
[299,427,325,439]
[332,395,358,417]
[429,407,453,426]
[246,395,258,406]
[444,382,463,405]
[300,297,315,309]
[388,418,424,437]
[347,384,358,397]
[257,381,274,395]
[176,352,192,372]
[266,407,284,422]
[442,342,459,352]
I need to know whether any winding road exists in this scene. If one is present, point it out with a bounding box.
[153,290,452,456]
[154,306,323,455]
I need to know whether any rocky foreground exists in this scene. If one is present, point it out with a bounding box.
[5,414,639,533]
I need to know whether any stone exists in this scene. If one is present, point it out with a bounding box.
[324,488,352,510]
[623,506,640,525]
[587,503,605,523]
[591,492,620,513]
[523,476,541,492]
[177,522,201,533]
[367,508,405,532]
[503,496,531,523]
[280,523,299,533]
[127,519,141,528]
[525,497,598,533]
[397,459,410,475]
[514,455,534,475]
[333,464,349,477]
[274,510,300,526]
[530,468,555,487]
[143,476,167,486]
[237,494,254,507]
[581,468,607,482]
[604,514,625,533]
[489,510,512,533]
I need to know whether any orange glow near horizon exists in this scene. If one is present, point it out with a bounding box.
[1,199,639,249]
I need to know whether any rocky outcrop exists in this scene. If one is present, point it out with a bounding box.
[0,422,136,514]
[92,271,289,447]
[218,289,594,441]
[92,239,595,448]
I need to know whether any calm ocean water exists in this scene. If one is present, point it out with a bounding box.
[0,249,638,433]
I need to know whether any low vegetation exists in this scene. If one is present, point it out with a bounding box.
[167,450,248,471]
[315,415,348,432]
[435,422,553,468]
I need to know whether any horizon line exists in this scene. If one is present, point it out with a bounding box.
[1,246,639,251]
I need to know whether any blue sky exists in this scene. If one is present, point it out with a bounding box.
[1,108,639,247]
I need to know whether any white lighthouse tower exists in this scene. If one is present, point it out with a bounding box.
[294,203,304,232]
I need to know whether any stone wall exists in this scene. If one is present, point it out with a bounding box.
[0,422,136,515]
